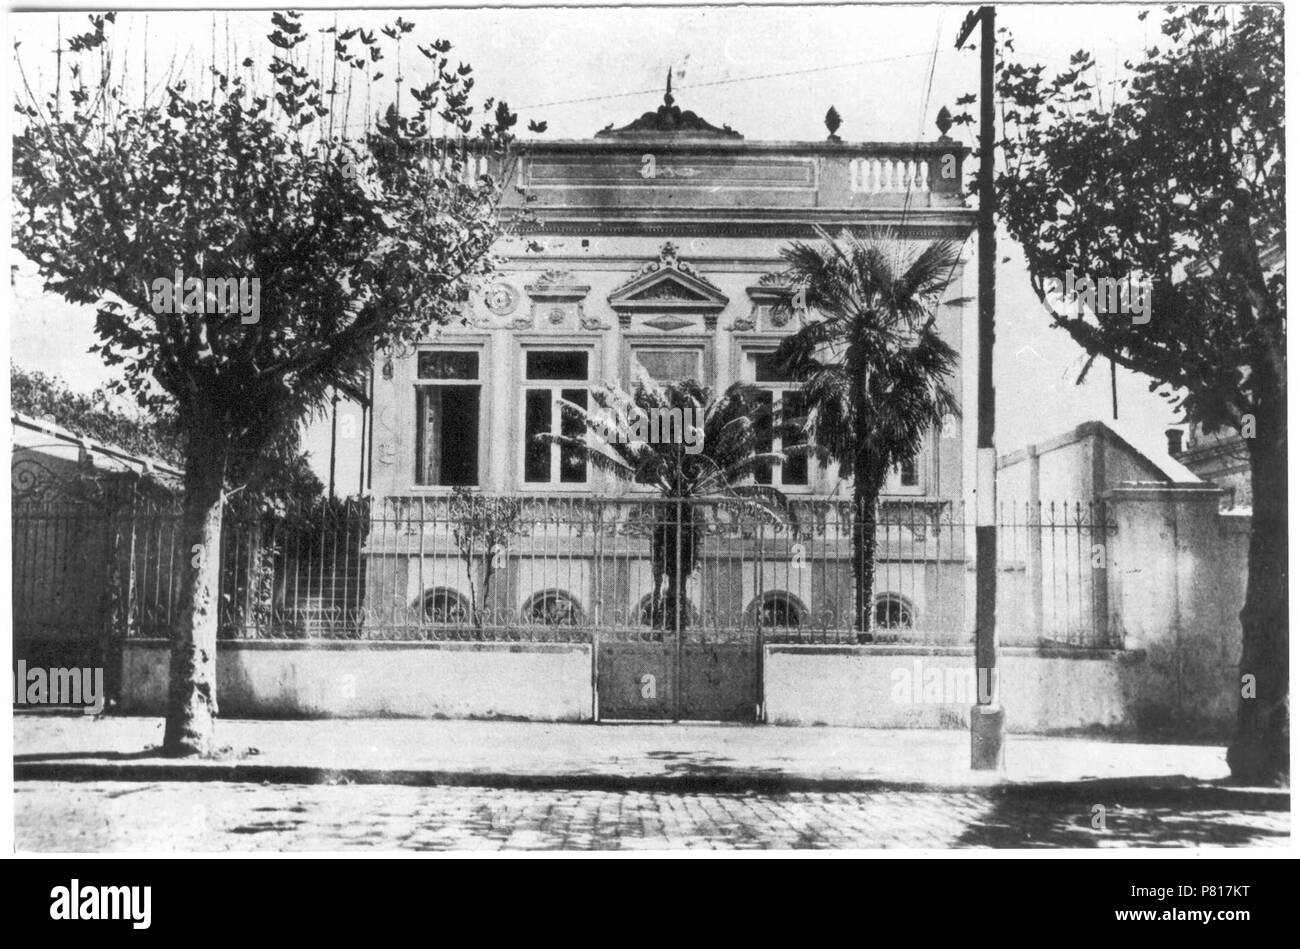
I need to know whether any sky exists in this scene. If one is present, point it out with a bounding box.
[6,3,1185,492]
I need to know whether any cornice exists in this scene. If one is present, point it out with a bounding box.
[510,209,974,240]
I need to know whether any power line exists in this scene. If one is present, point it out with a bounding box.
[518,50,936,111]
[900,11,945,229]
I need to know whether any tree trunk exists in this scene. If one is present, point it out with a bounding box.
[651,506,697,634]
[462,552,482,633]
[479,559,498,631]
[1227,416,1288,785]
[847,337,888,642]
[852,468,883,641]
[162,429,228,757]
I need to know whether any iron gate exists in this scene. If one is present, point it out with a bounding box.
[594,497,763,722]
[597,628,762,722]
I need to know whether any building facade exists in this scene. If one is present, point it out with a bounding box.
[359,84,974,678]
[1172,422,1251,512]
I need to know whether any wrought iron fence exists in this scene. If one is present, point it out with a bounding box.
[12,491,1120,648]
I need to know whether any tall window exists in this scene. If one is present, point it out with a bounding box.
[748,352,809,487]
[523,350,590,485]
[415,350,481,486]
[886,453,924,492]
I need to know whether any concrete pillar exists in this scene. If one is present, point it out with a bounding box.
[1089,431,1111,645]
[1026,444,1043,642]
[1105,485,1234,734]
[488,333,512,493]
[599,324,620,496]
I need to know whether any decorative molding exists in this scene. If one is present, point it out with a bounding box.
[511,218,974,240]
[615,241,721,291]
[483,282,521,316]
[608,242,729,317]
[644,315,694,332]
[516,270,593,331]
[746,285,791,304]
[523,269,591,303]
[739,284,796,332]
[596,71,742,140]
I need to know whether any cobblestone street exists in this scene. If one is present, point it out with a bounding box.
[16,781,1289,851]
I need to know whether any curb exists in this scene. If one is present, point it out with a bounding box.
[13,761,1291,805]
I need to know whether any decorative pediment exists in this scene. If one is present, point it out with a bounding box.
[524,270,591,303]
[735,284,798,331]
[608,242,729,322]
[519,270,597,331]
[596,71,742,140]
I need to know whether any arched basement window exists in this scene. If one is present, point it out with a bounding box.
[874,593,915,630]
[634,593,700,628]
[421,588,471,625]
[748,591,808,629]
[521,589,584,627]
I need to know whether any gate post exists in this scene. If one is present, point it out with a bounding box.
[672,495,684,722]
[101,476,140,707]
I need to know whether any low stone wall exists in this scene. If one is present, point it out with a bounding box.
[121,640,594,722]
[121,639,1234,736]
[763,645,1163,733]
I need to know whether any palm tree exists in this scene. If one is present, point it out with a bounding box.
[768,227,961,640]
[541,378,787,632]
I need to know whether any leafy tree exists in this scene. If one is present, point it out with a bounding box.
[545,379,786,631]
[984,5,1285,783]
[447,487,525,630]
[768,228,961,639]
[12,11,531,754]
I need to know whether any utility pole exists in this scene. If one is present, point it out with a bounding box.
[957,5,1004,770]
[328,388,339,499]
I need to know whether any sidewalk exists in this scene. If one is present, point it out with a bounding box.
[15,714,1284,800]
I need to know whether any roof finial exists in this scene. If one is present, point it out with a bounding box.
[664,67,674,107]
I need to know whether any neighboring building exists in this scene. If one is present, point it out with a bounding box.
[1164,241,1280,514]
[998,420,1207,505]
[997,420,1247,736]
[1170,423,1251,512]
[359,82,976,669]
[997,420,1216,649]
[12,411,181,500]
[12,412,181,675]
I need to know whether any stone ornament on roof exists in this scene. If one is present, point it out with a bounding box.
[597,69,742,139]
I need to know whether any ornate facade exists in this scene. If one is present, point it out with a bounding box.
[362,85,977,653]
